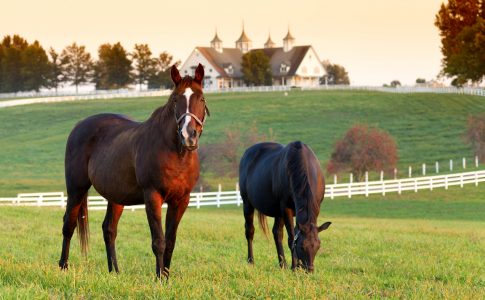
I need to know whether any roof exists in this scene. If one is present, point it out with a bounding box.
[196,45,313,78]
[283,29,295,41]
[210,32,222,43]
[235,30,252,43]
[264,35,276,48]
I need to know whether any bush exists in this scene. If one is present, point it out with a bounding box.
[465,113,485,161]
[327,124,398,181]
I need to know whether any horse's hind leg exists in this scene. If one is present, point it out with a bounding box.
[59,188,90,269]
[243,201,255,264]
[102,202,124,273]
[273,217,286,268]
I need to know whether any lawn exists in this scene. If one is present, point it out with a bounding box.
[0,184,484,298]
[0,90,484,196]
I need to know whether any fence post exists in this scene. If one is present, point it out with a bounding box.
[445,175,448,190]
[394,168,397,180]
[236,182,241,206]
[476,172,479,186]
[422,163,426,176]
[476,156,479,168]
[435,161,439,173]
[217,184,221,207]
[334,174,337,185]
[430,177,433,191]
[450,159,453,172]
[380,170,384,181]
[348,173,353,198]
[61,192,65,208]
[414,178,418,193]
[38,194,43,207]
[330,185,334,200]
[460,173,464,188]
[463,157,466,169]
[365,172,369,197]
[408,166,412,178]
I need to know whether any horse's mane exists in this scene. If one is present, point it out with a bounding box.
[287,141,319,224]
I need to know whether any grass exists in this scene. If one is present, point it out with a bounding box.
[1,184,484,298]
[0,90,484,196]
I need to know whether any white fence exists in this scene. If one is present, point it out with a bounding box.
[1,85,484,108]
[1,170,484,211]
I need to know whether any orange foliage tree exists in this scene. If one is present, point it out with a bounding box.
[465,113,485,161]
[327,124,398,181]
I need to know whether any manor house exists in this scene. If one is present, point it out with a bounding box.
[180,28,326,90]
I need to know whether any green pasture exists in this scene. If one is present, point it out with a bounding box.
[1,184,484,298]
[0,90,484,196]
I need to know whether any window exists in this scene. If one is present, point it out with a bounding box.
[280,63,290,73]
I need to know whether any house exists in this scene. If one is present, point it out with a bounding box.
[180,27,326,90]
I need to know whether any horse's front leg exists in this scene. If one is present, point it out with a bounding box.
[163,196,190,276]
[143,189,167,279]
[282,207,297,270]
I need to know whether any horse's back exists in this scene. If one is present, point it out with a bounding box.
[239,142,286,216]
[65,113,140,199]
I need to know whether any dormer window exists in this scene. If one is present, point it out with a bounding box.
[224,64,234,75]
[280,63,290,73]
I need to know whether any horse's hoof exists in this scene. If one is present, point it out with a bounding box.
[247,258,254,264]
[59,261,68,270]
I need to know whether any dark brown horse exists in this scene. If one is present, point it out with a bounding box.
[58,64,209,279]
[239,141,331,272]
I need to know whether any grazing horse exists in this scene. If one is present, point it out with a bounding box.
[239,141,331,272]
[58,64,210,279]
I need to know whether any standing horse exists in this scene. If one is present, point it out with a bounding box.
[58,64,209,279]
[239,141,331,272]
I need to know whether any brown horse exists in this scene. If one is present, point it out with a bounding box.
[239,141,331,272]
[58,64,209,279]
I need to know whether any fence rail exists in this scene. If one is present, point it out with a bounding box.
[1,170,483,211]
[1,85,484,108]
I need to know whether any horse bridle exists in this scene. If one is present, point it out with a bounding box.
[292,227,301,253]
[173,95,210,139]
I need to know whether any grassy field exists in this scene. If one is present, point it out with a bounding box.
[1,184,484,298]
[0,90,484,195]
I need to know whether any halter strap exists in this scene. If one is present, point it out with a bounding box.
[176,112,205,127]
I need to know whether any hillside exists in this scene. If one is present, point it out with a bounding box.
[0,90,483,195]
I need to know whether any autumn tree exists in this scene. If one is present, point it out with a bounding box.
[241,50,272,86]
[132,44,157,90]
[147,51,179,89]
[435,0,485,85]
[465,113,485,161]
[61,43,93,93]
[321,62,350,85]
[0,35,28,92]
[327,124,398,181]
[47,48,64,93]
[94,42,133,89]
[21,41,51,92]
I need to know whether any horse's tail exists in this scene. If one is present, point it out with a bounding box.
[77,192,89,256]
[257,211,269,238]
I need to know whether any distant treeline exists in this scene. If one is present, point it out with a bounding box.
[0,35,180,93]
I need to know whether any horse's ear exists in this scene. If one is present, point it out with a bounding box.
[318,222,331,232]
[194,63,204,85]
[171,65,182,86]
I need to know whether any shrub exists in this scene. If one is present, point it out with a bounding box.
[465,113,485,161]
[327,124,398,181]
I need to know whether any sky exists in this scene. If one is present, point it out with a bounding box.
[1,0,445,86]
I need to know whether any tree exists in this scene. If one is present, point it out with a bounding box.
[241,50,272,86]
[47,48,64,93]
[465,113,485,161]
[147,51,179,89]
[132,44,157,90]
[390,80,401,87]
[435,0,485,85]
[416,78,426,84]
[0,35,28,93]
[94,42,133,90]
[327,124,398,181]
[321,62,350,85]
[61,43,93,93]
[21,41,50,92]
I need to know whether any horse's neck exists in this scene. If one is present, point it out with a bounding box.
[142,103,179,151]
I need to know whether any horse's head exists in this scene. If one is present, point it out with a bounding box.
[292,221,331,272]
[171,63,210,151]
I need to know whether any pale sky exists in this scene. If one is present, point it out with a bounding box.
[1,0,445,85]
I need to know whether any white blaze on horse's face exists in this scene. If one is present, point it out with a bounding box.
[180,88,194,141]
